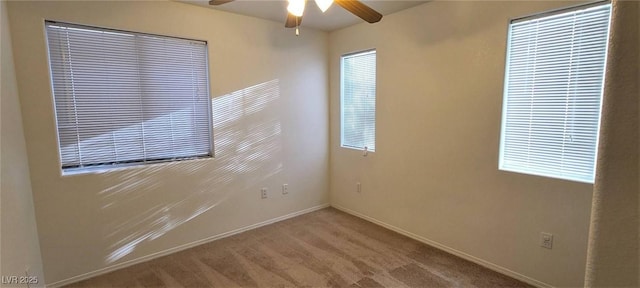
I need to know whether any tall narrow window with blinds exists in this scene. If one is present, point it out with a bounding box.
[499,3,611,183]
[341,50,376,151]
[45,22,212,173]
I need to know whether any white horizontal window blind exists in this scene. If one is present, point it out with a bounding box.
[499,3,611,183]
[46,21,212,172]
[341,50,376,151]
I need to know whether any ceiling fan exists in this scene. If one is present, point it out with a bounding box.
[208,0,383,34]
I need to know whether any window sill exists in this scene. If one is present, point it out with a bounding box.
[61,156,214,177]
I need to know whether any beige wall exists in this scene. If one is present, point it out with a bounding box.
[7,1,328,285]
[329,2,597,287]
[585,1,639,287]
[0,0,46,286]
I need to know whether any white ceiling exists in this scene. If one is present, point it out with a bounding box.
[180,0,428,31]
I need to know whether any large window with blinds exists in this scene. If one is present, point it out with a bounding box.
[499,3,611,183]
[45,21,212,173]
[341,49,376,152]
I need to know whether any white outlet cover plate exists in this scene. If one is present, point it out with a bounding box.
[540,232,553,249]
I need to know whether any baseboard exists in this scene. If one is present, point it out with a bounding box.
[331,204,553,288]
[47,203,330,288]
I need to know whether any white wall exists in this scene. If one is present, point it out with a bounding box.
[0,0,46,286]
[6,1,328,285]
[329,2,596,287]
[585,1,639,286]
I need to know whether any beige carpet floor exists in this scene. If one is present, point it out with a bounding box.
[66,207,532,287]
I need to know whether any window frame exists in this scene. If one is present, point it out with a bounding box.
[44,21,214,175]
[340,48,377,152]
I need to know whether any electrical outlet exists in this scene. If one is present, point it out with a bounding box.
[282,184,288,195]
[261,188,268,199]
[356,182,361,193]
[540,232,553,249]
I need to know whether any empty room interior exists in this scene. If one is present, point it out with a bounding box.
[1,0,638,287]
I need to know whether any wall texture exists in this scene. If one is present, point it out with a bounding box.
[329,1,597,287]
[585,1,639,287]
[6,1,329,285]
[0,0,46,286]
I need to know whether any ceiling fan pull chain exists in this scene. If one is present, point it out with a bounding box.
[296,17,300,36]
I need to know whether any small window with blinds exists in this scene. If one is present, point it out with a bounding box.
[341,49,376,152]
[45,21,212,174]
[499,3,611,183]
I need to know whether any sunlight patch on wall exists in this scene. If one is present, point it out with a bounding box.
[99,79,283,264]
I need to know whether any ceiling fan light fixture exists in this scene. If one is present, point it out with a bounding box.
[287,0,306,17]
[315,0,333,12]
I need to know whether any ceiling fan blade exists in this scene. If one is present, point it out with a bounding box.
[285,13,303,28]
[334,0,382,23]
[209,0,234,5]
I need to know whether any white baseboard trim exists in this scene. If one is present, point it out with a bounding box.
[331,204,553,288]
[47,203,330,288]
